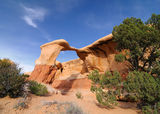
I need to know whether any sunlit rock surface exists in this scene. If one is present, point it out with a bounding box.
[29,34,128,89]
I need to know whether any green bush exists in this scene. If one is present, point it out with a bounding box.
[76,92,83,99]
[65,102,83,114]
[29,81,48,96]
[123,71,160,105]
[88,70,100,84]
[0,59,26,98]
[142,105,153,114]
[123,94,138,102]
[89,70,122,108]
[115,53,126,62]
[152,61,160,77]
[89,70,160,113]
[123,71,160,113]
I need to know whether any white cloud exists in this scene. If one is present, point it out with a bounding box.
[23,16,37,28]
[22,5,47,28]
[21,5,51,41]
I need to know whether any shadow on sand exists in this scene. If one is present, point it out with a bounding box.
[54,73,79,95]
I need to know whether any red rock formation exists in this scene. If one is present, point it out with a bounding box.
[29,34,129,89]
[29,65,57,84]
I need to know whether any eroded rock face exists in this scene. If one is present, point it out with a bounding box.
[35,39,77,65]
[77,40,128,73]
[29,34,128,88]
[29,65,57,84]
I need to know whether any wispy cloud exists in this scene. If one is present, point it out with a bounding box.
[22,5,47,28]
[21,5,52,41]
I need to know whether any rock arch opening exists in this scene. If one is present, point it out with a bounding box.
[56,51,79,63]
[55,50,86,77]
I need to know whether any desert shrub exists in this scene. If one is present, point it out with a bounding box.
[22,74,30,78]
[151,61,160,77]
[75,92,83,99]
[41,100,58,106]
[123,71,160,105]
[13,98,29,110]
[142,105,153,114]
[123,94,138,102]
[141,102,160,114]
[41,101,84,114]
[29,81,48,96]
[89,70,122,108]
[89,70,160,113]
[115,53,126,62]
[123,71,160,113]
[88,70,100,84]
[0,58,26,98]
[65,102,83,114]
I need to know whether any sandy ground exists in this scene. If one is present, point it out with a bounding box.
[0,88,140,114]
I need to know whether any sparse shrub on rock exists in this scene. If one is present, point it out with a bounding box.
[65,102,83,114]
[115,53,126,62]
[41,100,84,114]
[29,80,48,96]
[89,70,122,108]
[0,58,26,98]
[88,70,160,113]
[75,91,83,99]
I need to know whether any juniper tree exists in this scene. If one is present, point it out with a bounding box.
[112,14,160,73]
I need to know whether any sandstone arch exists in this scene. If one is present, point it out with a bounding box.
[35,39,77,65]
[29,34,128,84]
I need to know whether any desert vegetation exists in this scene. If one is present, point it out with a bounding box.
[0,13,159,114]
[42,101,84,114]
[0,58,48,98]
[89,70,122,107]
[0,59,27,98]
[115,53,126,62]
[13,97,30,110]
[113,14,160,73]
[89,70,160,113]
[29,80,48,96]
[75,91,83,99]
[89,13,160,114]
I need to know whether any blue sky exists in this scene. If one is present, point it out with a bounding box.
[0,0,160,72]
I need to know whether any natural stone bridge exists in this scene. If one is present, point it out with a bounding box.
[29,34,128,87]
